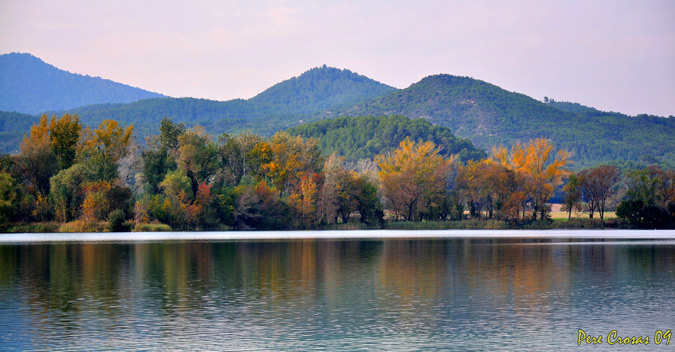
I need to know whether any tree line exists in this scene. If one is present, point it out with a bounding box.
[0,114,673,231]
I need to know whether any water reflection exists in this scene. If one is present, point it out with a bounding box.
[1,239,674,350]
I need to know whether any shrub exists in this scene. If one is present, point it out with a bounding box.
[106,209,131,232]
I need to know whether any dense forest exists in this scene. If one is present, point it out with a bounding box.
[286,115,486,162]
[1,115,673,232]
[0,53,164,114]
[327,75,675,169]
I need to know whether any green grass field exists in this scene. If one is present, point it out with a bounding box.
[550,211,616,220]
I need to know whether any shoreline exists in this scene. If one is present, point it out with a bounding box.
[2,229,675,243]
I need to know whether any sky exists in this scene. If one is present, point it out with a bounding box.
[1,0,673,116]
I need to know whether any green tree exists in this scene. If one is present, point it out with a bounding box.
[78,119,134,183]
[176,126,218,198]
[0,172,18,226]
[617,166,675,228]
[49,163,87,222]
[562,173,582,219]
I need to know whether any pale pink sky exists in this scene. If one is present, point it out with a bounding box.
[1,0,673,116]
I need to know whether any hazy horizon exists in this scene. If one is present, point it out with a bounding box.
[1,1,673,116]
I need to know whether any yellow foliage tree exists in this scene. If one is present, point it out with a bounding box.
[258,133,323,192]
[80,119,134,164]
[49,114,82,169]
[375,138,453,221]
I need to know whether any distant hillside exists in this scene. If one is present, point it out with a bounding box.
[61,66,395,140]
[0,111,40,153]
[545,100,623,117]
[287,115,486,162]
[325,75,675,169]
[0,53,165,114]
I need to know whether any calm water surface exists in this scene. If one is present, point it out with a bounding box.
[1,234,674,351]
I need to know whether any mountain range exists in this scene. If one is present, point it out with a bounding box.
[324,74,675,168]
[0,53,673,169]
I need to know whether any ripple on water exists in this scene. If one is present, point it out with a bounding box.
[0,239,674,350]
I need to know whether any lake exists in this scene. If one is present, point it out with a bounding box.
[1,230,674,351]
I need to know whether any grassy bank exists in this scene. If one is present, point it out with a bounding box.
[382,218,626,230]
[0,218,635,233]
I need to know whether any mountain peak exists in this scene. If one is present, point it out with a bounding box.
[1,52,45,62]
[294,65,389,86]
[413,74,489,89]
[248,66,395,113]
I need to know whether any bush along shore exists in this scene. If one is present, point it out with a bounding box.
[1,115,673,233]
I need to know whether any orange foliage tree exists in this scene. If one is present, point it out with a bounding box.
[492,138,571,220]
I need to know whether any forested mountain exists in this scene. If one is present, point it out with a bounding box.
[325,75,675,169]
[287,115,486,162]
[0,53,165,114]
[57,66,395,143]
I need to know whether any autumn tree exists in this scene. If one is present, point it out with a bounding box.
[456,159,519,220]
[318,154,358,224]
[317,155,341,224]
[11,114,82,221]
[316,154,383,226]
[15,115,58,197]
[258,132,323,192]
[493,138,571,220]
[234,180,288,230]
[155,169,193,228]
[81,181,112,222]
[458,160,490,219]
[376,138,453,221]
[186,182,218,229]
[578,165,620,219]
[297,174,319,227]
[79,181,131,223]
[49,114,82,170]
[79,119,134,182]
